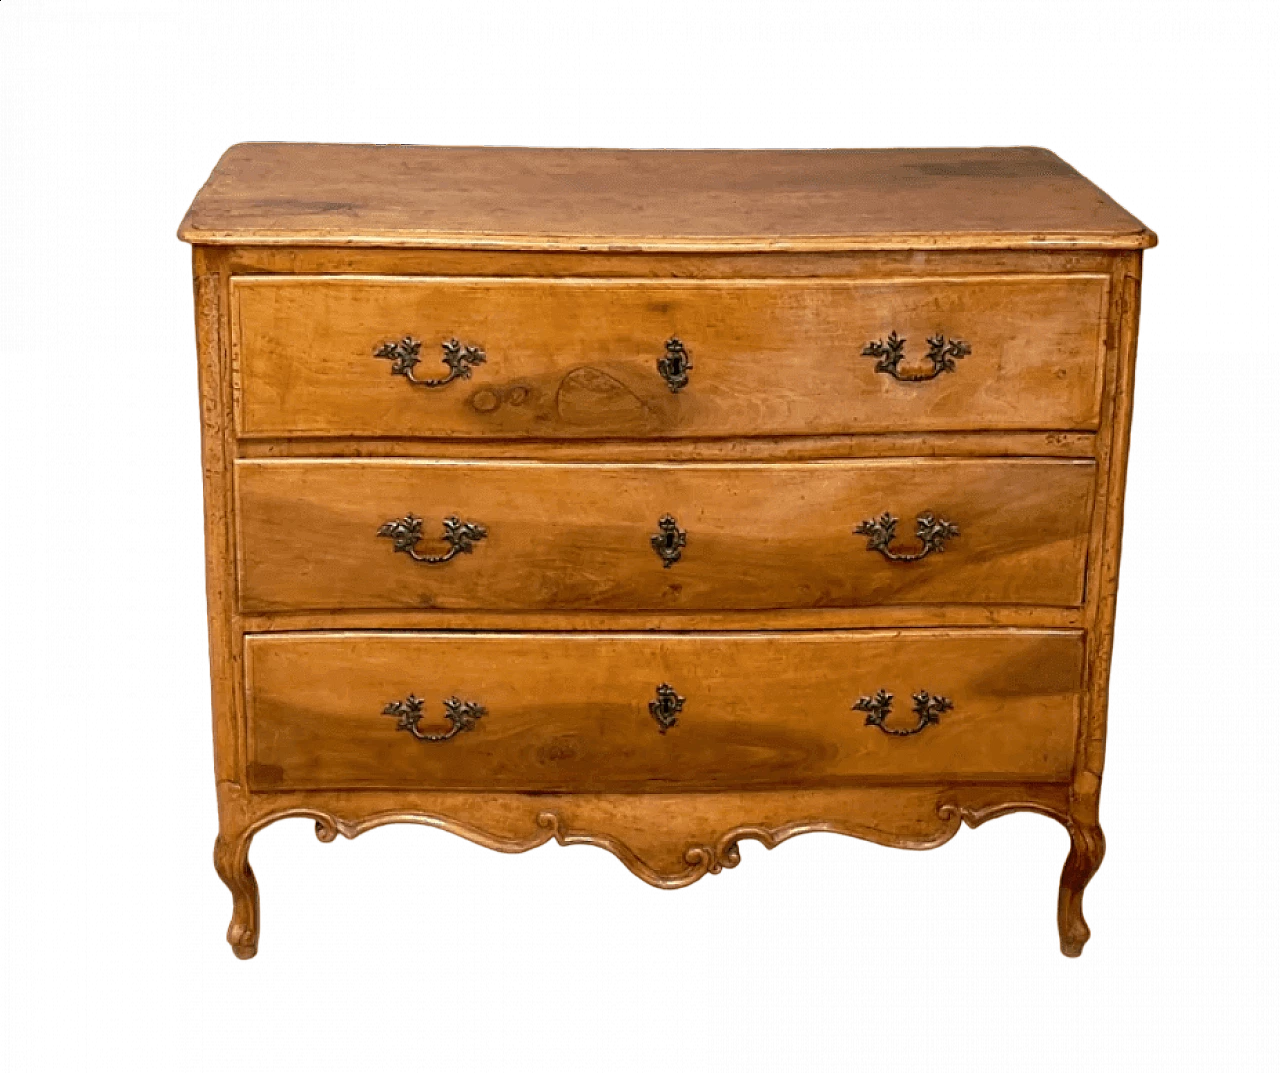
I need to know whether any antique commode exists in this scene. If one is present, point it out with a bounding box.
[179,144,1154,957]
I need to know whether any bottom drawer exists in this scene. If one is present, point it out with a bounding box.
[245,630,1084,792]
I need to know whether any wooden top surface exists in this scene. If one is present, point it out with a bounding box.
[178,143,1155,252]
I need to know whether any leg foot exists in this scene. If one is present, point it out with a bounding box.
[1057,821,1105,957]
[214,829,260,959]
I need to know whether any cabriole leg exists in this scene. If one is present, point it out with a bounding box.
[1057,820,1105,957]
[213,827,260,959]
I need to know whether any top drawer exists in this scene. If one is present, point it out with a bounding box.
[231,275,1110,439]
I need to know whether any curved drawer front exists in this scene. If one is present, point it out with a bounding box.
[245,629,1084,792]
[231,275,1109,438]
[235,458,1095,612]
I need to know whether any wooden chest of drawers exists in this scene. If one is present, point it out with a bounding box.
[180,144,1154,958]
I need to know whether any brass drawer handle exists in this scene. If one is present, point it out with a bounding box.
[378,513,488,564]
[650,514,687,567]
[657,337,692,392]
[855,511,958,562]
[863,331,970,382]
[649,682,685,733]
[854,689,952,737]
[384,694,487,742]
[375,335,486,388]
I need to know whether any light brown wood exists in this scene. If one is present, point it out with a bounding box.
[1058,252,1144,955]
[236,605,1087,633]
[244,629,1083,792]
[179,144,1156,251]
[185,144,1157,968]
[239,429,1096,462]
[192,255,241,785]
[219,244,1122,281]
[232,274,1110,438]
[212,780,1074,959]
[235,458,1095,612]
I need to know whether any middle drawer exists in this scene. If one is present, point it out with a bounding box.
[236,458,1094,612]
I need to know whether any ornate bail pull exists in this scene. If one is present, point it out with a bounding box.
[378,514,488,564]
[854,689,952,737]
[657,337,692,392]
[383,694,487,742]
[649,683,685,733]
[863,331,970,382]
[375,336,486,388]
[855,511,958,562]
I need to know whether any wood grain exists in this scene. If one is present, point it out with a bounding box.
[239,430,1096,462]
[179,144,1156,251]
[219,245,1122,281]
[1058,253,1144,955]
[236,605,1087,634]
[211,780,1074,957]
[231,274,1110,438]
[235,457,1096,612]
[192,254,241,783]
[180,144,1151,958]
[244,629,1084,792]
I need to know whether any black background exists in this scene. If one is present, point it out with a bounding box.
[149,134,1249,973]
